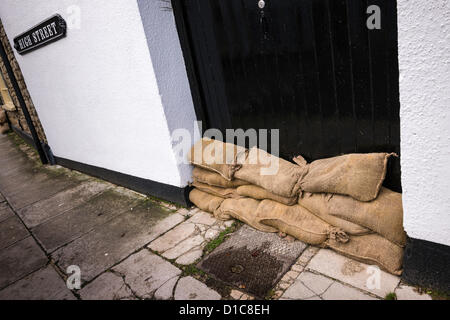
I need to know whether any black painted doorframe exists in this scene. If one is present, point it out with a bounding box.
[172,0,401,192]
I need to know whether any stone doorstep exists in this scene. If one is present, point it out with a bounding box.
[306,249,400,298]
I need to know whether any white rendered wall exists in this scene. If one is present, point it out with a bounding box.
[137,0,199,185]
[0,0,198,188]
[398,0,450,246]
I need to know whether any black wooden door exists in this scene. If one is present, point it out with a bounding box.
[173,0,401,192]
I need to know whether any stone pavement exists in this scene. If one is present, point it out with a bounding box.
[0,133,432,300]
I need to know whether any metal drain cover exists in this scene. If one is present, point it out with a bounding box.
[198,225,307,298]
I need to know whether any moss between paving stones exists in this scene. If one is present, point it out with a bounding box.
[385,292,397,300]
[204,222,240,254]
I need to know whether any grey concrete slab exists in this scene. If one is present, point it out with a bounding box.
[18,180,111,228]
[0,169,50,194]
[0,265,76,300]
[0,202,13,223]
[0,237,48,289]
[33,189,141,252]
[0,216,29,250]
[0,155,35,176]
[4,172,79,210]
[52,201,179,283]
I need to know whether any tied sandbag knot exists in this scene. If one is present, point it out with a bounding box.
[328,228,350,244]
[228,149,249,179]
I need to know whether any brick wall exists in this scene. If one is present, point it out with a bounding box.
[0,19,48,144]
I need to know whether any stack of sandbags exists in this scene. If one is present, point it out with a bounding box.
[0,110,10,134]
[187,138,405,275]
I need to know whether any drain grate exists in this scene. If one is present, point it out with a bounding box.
[198,225,307,298]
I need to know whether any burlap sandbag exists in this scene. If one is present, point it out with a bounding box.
[237,185,297,206]
[192,181,240,199]
[189,189,225,216]
[319,188,406,247]
[0,110,6,124]
[298,194,372,236]
[235,147,306,198]
[192,167,248,188]
[216,198,277,232]
[256,200,349,246]
[327,234,404,275]
[294,153,396,202]
[188,138,247,181]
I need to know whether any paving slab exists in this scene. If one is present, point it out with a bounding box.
[307,249,400,298]
[176,249,204,266]
[154,276,179,300]
[174,276,221,300]
[0,266,75,300]
[162,235,205,260]
[395,284,432,300]
[295,271,334,296]
[198,225,307,298]
[282,280,317,300]
[52,201,179,283]
[187,211,217,226]
[80,272,135,300]
[321,282,378,300]
[0,237,48,289]
[33,189,140,252]
[0,216,29,250]
[149,222,197,253]
[3,171,79,210]
[113,249,181,299]
[0,155,34,177]
[18,180,111,228]
[0,202,14,223]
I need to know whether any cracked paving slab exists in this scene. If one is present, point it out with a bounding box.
[80,271,136,300]
[112,249,181,299]
[149,209,235,265]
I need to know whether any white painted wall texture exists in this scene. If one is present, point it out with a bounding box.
[398,0,450,246]
[0,0,198,188]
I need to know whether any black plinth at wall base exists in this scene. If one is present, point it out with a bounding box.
[54,157,192,207]
[11,125,55,164]
[402,237,450,294]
